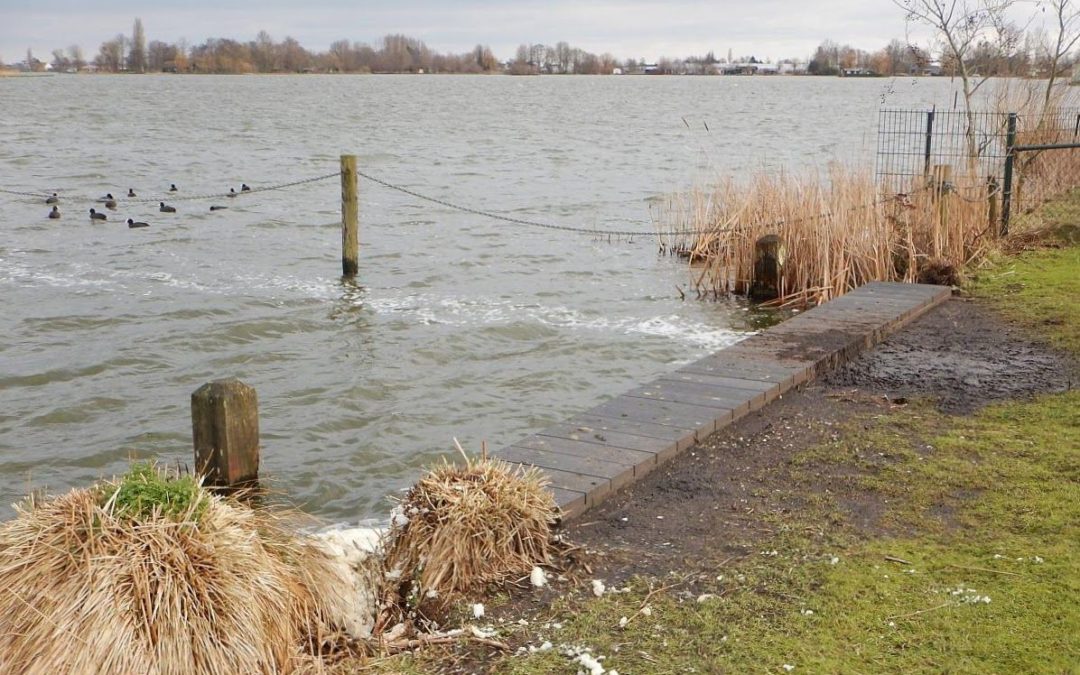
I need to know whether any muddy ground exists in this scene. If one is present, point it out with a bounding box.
[558,296,1076,583]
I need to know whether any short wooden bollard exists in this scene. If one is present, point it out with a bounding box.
[750,234,784,302]
[341,154,359,277]
[191,378,260,488]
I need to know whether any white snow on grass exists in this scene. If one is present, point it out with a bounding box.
[591,579,606,597]
[530,566,547,588]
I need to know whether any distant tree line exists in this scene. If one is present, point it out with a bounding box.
[12,12,1080,78]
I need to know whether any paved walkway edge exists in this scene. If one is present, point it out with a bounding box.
[492,282,952,520]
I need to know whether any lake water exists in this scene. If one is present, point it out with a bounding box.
[0,74,964,521]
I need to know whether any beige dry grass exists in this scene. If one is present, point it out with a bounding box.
[665,97,1080,306]
[661,164,997,307]
[0,465,355,675]
[379,452,559,626]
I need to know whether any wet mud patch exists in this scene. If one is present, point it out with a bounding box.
[825,297,1075,414]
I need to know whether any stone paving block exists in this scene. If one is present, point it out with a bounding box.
[587,395,724,434]
[501,461,611,504]
[547,486,586,517]
[539,421,678,459]
[495,445,638,491]
[625,380,753,417]
[514,434,657,472]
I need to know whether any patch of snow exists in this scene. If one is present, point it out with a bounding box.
[308,525,385,638]
[472,603,485,619]
[618,616,629,628]
[531,566,548,588]
[575,652,606,675]
[592,579,606,597]
[783,665,795,672]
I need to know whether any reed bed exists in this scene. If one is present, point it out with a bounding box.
[379,451,559,626]
[661,164,999,306]
[0,464,357,675]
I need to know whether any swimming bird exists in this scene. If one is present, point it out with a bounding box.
[45,193,58,204]
[103,194,117,209]
[97,193,114,203]
[127,188,137,197]
[159,202,177,213]
[169,183,178,192]
[241,183,251,192]
[89,208,106,221]
[127,218,149,228]
[227,188,237,198]
[48,206,60,219]
[210,205,228,211]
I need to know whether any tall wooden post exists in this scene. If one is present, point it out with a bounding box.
[749,234,783,302]
[192,378,260,489]
[341,154,359,277]
[987,176,999,237]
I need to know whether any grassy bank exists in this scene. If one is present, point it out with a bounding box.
[366,209,1079,673]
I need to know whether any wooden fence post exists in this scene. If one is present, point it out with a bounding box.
[750,234,784,302]
[341,154,359,277]
[191,378,260,489]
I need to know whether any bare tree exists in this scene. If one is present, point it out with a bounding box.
[67,44,85,71]
[1037,0,1080,109]
[129,17,146,73]
[896,0,1020,160]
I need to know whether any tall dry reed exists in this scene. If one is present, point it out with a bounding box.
[661,164,1000,306]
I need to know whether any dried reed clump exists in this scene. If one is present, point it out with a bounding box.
[380,454,559,621]
[0,464,358,675]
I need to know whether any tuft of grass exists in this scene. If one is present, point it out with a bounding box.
[970,244,1080,355]
[99,462,208,522]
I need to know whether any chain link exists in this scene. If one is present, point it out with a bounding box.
[357,169,917,238]
[0,172,340,205]
[0,187,54,198]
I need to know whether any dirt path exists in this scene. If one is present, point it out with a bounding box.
[561,297,1076,582]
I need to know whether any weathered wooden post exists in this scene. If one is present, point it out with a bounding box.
[750,234,784,302]
[191,378,260,489]
[987,176,999,237]
[341,154,359,277]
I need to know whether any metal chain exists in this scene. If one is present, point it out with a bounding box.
[358,169,921,237]
[357,169,684,237]
[124,171,342,203]
[0,172,340,205]
[0,187,54,198]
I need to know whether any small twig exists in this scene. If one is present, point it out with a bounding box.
[885,555,913,565]
[947,563,1022,577]
[385,634,510,654]
[621,579,684,629]
[886,602,952,621]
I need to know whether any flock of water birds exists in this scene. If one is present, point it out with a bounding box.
[43,183,252,228]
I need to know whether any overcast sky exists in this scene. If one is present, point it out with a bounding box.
[0,0,1034,64]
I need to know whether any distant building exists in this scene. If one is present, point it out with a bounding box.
[718,61,779,75]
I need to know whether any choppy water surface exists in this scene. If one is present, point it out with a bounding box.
[0,74,962,520]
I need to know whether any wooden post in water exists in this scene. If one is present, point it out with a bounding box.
[750,234,783,302]
[341,154,359,277]
[191,378,260,489]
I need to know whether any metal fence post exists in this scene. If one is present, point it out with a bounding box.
[923,109,936,177]
[1001,112,1018,236]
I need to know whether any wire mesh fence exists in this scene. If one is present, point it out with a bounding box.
[876,108,1080,190]
[1007,143,1080,233]
[877,107,1080,235]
